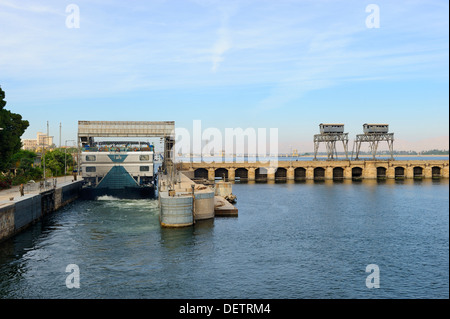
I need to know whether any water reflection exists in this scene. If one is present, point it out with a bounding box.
[193,218,215,231]
[159,226,195,249]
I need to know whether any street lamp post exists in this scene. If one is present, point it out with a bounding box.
[40,134,54,189]
[65,140,75,176]
[42,137,47,189]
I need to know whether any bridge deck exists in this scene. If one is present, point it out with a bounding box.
[179,159,449,180]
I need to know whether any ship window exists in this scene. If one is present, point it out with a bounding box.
[86,155,96,161]
[140,166,150,172]
[139,155,150,161]
[86,166,96,172]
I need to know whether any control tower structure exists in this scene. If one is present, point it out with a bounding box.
[313,123,349,160]
[352,123,394,160]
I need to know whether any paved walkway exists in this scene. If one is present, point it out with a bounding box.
[159,171,214,195]
[0,176,80,205]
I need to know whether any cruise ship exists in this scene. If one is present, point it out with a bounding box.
[80,141,156,199]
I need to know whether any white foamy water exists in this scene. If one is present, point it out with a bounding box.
[96,195,121,201]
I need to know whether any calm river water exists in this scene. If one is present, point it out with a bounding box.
[0,179,448,299]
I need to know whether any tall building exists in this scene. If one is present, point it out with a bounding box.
[22,139,38,150]
[36,132,53,147]
[21,132,54,151]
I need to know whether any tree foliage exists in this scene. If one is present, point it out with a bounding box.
[11,150,43,185]
[421,149,449,155]
[0,150,43,189]
[44,149,74,177]
[0,87,29,171]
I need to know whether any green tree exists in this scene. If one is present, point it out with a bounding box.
[421,149,449,155]
[0,86,29,171]
[44,149,73,176]
[10,149,36,172]
[9,150,43,184]
[0,150,43,188]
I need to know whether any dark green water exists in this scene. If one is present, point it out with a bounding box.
[0,179,448,298]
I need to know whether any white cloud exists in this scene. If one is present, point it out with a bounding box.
[0,0,447,105]
[211,26,232,72]
[0,0,63,15]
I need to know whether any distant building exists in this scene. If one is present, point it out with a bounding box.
[22,139,38,150]
[21,132,54,151]
[37,132,53,147]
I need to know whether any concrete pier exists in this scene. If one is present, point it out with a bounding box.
[158,171,216,227]
[0,177,82,243]
[214,196,238,216]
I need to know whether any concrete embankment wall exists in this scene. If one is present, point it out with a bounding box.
[0,181,82,243]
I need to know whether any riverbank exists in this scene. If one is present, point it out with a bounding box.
[0,175,77,203]
[0,176,82,243]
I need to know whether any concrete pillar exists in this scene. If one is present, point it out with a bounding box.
[386,166,395,179]
[306,167,314,180]
[325,167,333,180]
[208,168,215,181]
[287,167,295,180]
[443,165,449,178]
[228,168,235,181]
[405,165,414,179]
[248,167,255,181]
[423,166,432,179]
[364,162,377,179]
[267,167,276,181]
[344,167,352,179]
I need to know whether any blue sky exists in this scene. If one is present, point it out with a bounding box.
[0,0,448,152]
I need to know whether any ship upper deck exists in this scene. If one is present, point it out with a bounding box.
[82,141,154,153]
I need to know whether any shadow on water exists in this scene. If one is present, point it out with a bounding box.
[0,200,79,264]
[194,218,215,231]
[0,200,80,296]
[0,224,41,285]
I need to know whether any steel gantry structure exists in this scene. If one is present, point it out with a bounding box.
[352,123,394,160]
[313,124,349,160]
